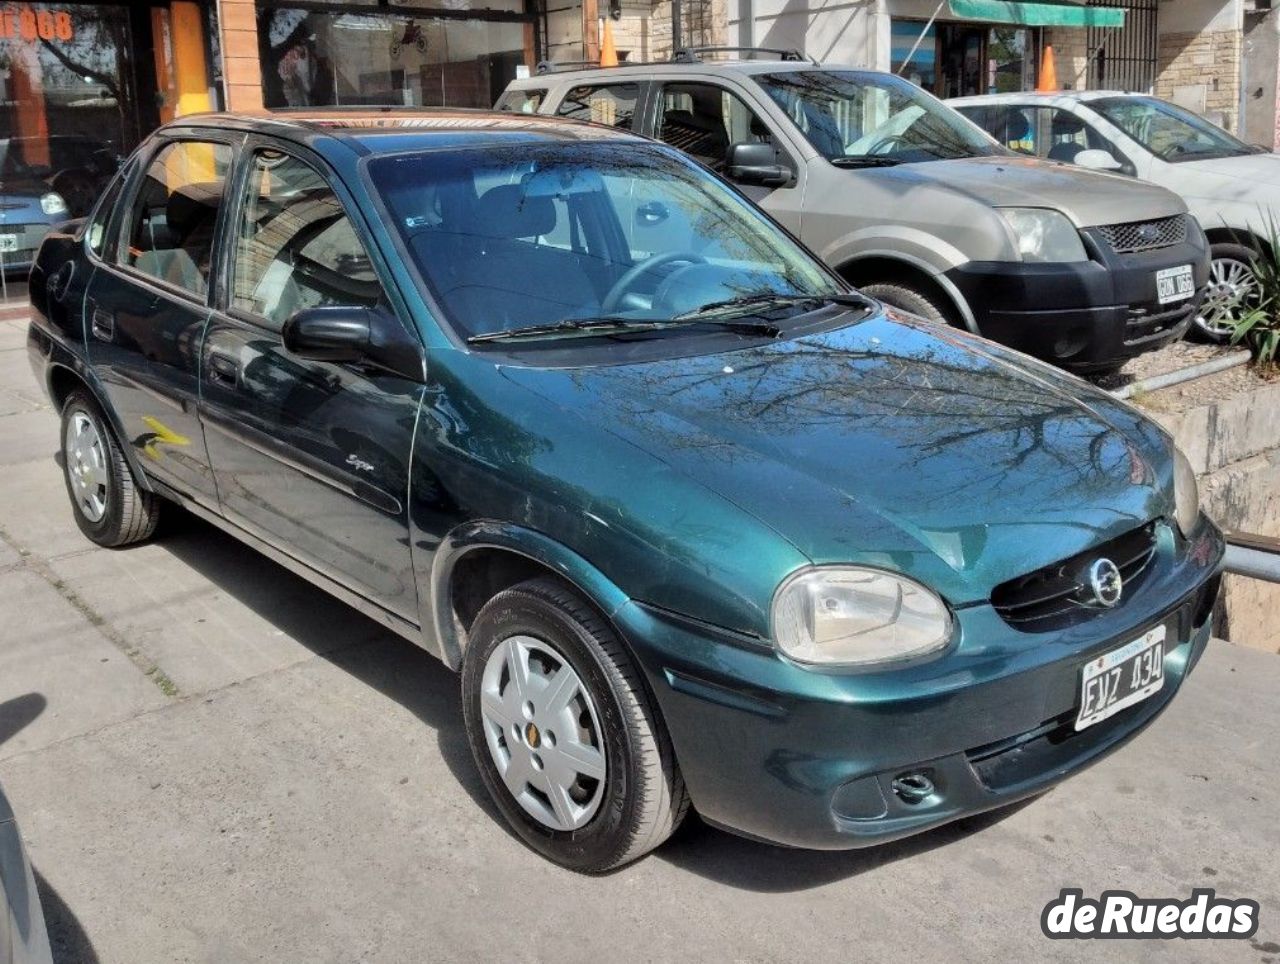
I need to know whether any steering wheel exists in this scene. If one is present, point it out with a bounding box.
[602,251,706,313]
[865,134,905,156]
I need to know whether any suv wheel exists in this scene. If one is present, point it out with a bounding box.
[1193,243,1259,343]
[860,281,953,326]
[60,390,160,547]
[461,577,689,872]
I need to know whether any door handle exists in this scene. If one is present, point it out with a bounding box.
[90,306,115,342]
[207,352,241,387]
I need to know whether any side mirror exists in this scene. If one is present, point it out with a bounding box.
[282,305,423,380]
[1074,148,1124,172]
[726,142,792,188]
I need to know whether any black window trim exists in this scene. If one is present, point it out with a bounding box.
[82,157,137,268]
[553,80,651,133]
[107,132,242,309]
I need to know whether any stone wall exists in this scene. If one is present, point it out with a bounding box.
[220,0,263,112]
[1151,381,1280,654]
[1155,28,1241,133]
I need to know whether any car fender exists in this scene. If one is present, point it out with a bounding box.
[827,232,979,332]
[427,519,632,671]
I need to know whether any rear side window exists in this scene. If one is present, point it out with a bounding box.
[231,150,384,330]
[555,83,640,129]
[497,88,547,113]
[86,167,128,258]
[120,141,232,298]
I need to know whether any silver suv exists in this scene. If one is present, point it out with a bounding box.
[499,53,1210,373]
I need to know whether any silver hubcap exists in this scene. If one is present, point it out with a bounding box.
[1197,256,1258,335]
[64,411,108,523]
[480,635,607,831]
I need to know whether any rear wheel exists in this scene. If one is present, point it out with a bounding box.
[60,391,159,547]
[860,281,953,326]
[1193,243,1259,343]
[461,577,688,872]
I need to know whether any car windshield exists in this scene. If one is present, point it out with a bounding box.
[756,70,1006,164]
[1090,96,1252,162]
[369,142,839,343]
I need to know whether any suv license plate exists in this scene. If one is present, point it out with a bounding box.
[1156,264,1194,305]
[0,235,17,253]
[1075,625,1166,731]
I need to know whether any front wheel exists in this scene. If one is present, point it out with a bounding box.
[860,281,953,326]
[1193,243,1260,343]
[461,577,689,872]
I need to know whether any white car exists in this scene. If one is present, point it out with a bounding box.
[950,91,1278,342]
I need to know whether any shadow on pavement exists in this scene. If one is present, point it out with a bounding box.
[0,693,47,748]
[34,868,99,964]
[155,512,1033,891]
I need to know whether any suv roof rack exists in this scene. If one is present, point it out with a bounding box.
[671,45,818,65]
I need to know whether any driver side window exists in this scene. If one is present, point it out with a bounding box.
[232,150,385,330]
[657,83,773,172]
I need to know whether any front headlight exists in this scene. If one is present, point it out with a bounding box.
[998,207,1088,263]
[771,566,952,667]
[40,192,68,216]
[1173,446,1200,536]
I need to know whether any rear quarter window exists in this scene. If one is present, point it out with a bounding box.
[496,88,548,113]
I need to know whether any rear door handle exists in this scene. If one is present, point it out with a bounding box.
[207,352,241,387]
[90,306,114,342]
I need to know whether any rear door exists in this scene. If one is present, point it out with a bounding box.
[84,137,235,505]
[200,140,423,623]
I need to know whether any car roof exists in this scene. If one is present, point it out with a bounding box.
[506,59,867,87]
[948,90,1140,107]
[160,108,649,155]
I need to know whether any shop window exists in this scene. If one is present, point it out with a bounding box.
[121,141,232,298]
[890,21,936,90]
[555,84,639,129]
[258,5,529,109]
[233,150,384,330]
[657,83,771,172]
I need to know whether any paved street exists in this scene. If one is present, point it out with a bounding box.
[1,316,1277,963]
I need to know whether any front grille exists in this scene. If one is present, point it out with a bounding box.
[991,523,1158,632]
[1097,214,1188,254]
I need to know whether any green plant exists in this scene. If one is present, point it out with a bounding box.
[1229,213,1280,367]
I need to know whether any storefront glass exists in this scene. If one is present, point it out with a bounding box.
[259,3,531,109]
[890,19,1036,98]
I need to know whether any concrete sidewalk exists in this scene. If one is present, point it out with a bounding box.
[1,317,1277,963]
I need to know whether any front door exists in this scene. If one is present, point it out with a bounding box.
[85,137,232,505]
[200,142,423,622]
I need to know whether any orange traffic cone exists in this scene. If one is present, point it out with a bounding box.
[1037,45,1058,92]
[600,20,619,67]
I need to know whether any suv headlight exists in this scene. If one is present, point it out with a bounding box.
[771,566,952,667]
[40,192,68,216]
[998,207,1088,263]
[1173,446,1200,536]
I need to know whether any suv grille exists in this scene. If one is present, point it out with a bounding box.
[991,523,1158,631]
[1097,215,1187,254]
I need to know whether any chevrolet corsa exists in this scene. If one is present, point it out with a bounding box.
[27,112,1224,872]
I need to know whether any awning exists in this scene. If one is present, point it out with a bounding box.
[948,0,1125,27]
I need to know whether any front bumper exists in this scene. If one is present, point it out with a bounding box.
[616,520,1224,851]
[945,230,1210,372]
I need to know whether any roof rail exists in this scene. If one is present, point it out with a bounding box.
[671,45,818,65]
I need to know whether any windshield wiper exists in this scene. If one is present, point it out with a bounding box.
[829,156,903,168]
[675,291,873,321]
[466,317,674,344]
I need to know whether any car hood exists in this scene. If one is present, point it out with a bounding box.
[499,313,1172,606]
[867,155,1185,227]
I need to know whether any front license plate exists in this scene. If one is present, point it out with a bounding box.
[0,235,17,253]
[1155,264,1195,305]
[1075,625,1166,731]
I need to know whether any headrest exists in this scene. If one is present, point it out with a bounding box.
[999,108,1031,141]
[167,181,222,238]
[474,184,556,240]
[1051,112,1085,136]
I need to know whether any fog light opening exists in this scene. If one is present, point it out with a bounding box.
[891,771,935,804]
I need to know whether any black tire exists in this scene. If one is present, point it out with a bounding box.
[60,390,160,547]
[860,281,954,326]
[1192,242,1260,344]
[461,577,689,872]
